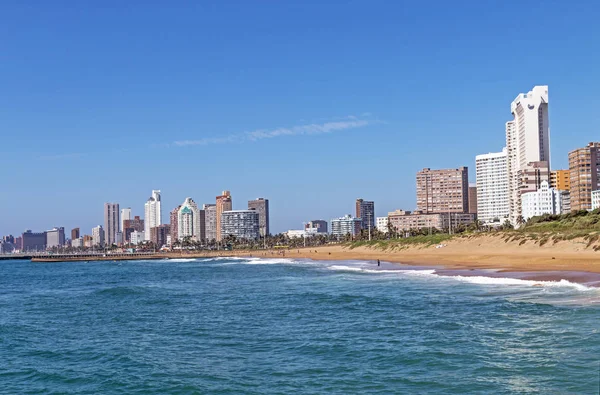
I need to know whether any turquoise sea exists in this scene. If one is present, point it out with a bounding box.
[1,257,599,394]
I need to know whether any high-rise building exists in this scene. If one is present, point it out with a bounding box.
[305,220,328,233]
[521,181,562,221]
[83,235,93,248]
[248,198,270,237]
[169,205,182,242]
[71,228,80,240]
[550,170,570,191]
[150,224,170,248]
[355,199,375,230]
[221,210,260,240]
[46,227,65,248]
[123,216,144,244]
[203,204,217,241]
[177,198,203,240]
[506,86,550,225]
[92,225,104,247]
[21,230,45,252]
[475,148,509,224]
[569,142,600,211]
[120,207,131,232]
[144,190,162,241]
[330,215,362,237]
[216,190,232,241]
[592,190,600,210]
[416,167,469,213]
[104,202,120,246]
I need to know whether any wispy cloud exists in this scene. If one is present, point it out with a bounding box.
[172,118,371,147]
[39,153,86,160]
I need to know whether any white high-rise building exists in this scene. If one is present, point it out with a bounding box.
[121,207,131,232]
[506,86,550,226]
[521,181,561,221]
[178,197,202,240]
[476,148,509,224]
[144,190,162,240]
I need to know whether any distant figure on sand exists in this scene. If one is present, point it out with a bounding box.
[377,259,380,267]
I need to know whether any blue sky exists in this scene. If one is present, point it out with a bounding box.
[1,1,599,236]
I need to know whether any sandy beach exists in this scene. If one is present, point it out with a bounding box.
[278,235,600,275]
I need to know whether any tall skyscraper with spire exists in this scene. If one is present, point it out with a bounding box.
[506,86,550,226]
[144,190,162,241]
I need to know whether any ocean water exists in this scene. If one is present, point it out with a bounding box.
[1,257,599,394]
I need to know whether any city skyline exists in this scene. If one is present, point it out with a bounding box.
[2,2,600,235]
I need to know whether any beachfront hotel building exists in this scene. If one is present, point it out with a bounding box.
[221,210,260,240]
[216,191,232,241]
[521,181,562,221]
[103,202,120,246]
[416,167,469,213]
[330,215,362,237]
[248,198,270,237]
[46,227,65,248]
[550,170,570,191]
[203,204,217,241]
[305,220,328,233]
[388,210,475,233]
[376,217,389,233]
[568,142,600,211]
[177,198,204,241]
[506,86,550,226]
[475,148,509,224]
[144,190,162,241]
[92,225,104,247]
[355,199,375,230]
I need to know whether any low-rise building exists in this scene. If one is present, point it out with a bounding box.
[521,181,562,221]
[376,217,389,233]
[592,190,600,210]
[72,237,83,248]
[330,215,362,237]
[130,231,145,245]
[305,220,328,233]
[388,210,475,232]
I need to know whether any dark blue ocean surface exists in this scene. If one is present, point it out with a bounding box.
[1,257,599,394]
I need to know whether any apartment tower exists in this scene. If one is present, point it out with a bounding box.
[506,86,550,225]
[475,148,509,223]
[416,167,469,213]
[203,204,217,242]
[216,190,232,241]
[144,190,162,241]
[569,142,600,211]
[103,202,120,246]
[248,198,270,237]
[355,199,375,230]
[549,170,570,191]
[120,207,131,233]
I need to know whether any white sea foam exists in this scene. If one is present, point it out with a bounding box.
[241,258,295,265]
[325,263,595,291]
[160,258,199,263]
[328,265,436,276]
